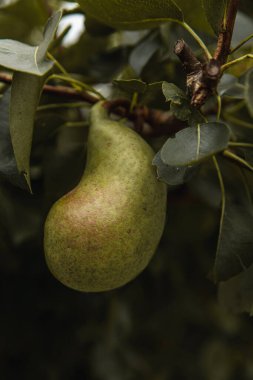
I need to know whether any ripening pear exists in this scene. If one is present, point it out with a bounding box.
[44,101,167,292]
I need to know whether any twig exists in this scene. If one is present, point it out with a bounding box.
[174,40,221,107]
[213,0,240,65]
[0,71,99,104]
[174,39,202,75]
[174,0,239,108]
[0,71,185,137]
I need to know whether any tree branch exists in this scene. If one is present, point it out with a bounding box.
[174,40,221,107]
[213,0,240,65]
[174,0,239,108]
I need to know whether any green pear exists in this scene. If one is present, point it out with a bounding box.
[44,101,167,292]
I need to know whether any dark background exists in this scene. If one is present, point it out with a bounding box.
[0,1,253,379]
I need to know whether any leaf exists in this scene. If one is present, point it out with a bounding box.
[202,0,228,35]
[162,82,190,121]
[129,31,161,75]
[162,81,187,102]
[152,150,197,185]
[162,81,205,123]
[214,162,253,281]
[77,0,183,30]
[0,0,47,42]
[176,0,213,34]
[113,79,148,94]
[217,73,245,99]
[113,79,163,104]
[9,72,45,190]
[0,10,62,75]
[0,88,26,188]
[245,68,253,117]
[160,122,230,166]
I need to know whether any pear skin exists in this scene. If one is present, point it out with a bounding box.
[44,101,167,292]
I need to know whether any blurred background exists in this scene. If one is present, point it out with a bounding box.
[1,1,253,379]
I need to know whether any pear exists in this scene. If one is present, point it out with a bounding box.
[44,101,167,292]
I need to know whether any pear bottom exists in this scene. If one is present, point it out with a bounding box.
[44,182,166,293]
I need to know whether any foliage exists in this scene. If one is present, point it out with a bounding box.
[1,0,253,377]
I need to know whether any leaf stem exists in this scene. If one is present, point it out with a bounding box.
[223,149,253,172]
[47,52,70,77]
[212,155,226,281]
[179,21,212,60]
[221,54,253,71]
[225,100,245,114]
[216,95,222,121]
[47,52,82,91]
[130,92,138,113]
[223,112,253,128]
[47,74,104,99]
[228,142,253,148]
[61,121,89,128]
[37,102,89,111]
[230,33,253,55]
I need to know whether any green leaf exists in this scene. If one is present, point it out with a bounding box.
[176,0,213,34]
[113,79,162,104]
[202,0,228,35]
[217,73,245,99]
[160,122,230,166]
[162,82,205,123]
[0,10,62,75]
[245,68,253,117]
[214,162,253,281]
[77,0,183,30]
[113,79,148,94]
[0,88,26,188]
[152,150,197,185]
[129,31,161,75]
[162,81,187,102]
[9,72,45,190]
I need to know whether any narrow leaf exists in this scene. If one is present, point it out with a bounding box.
[78,0,183,30]
[129,32,161,75]
[0,10,61,75]
[10,72,45,190]
[37,10,62,62]
[0,88,26,188]
[160,122,230,166]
